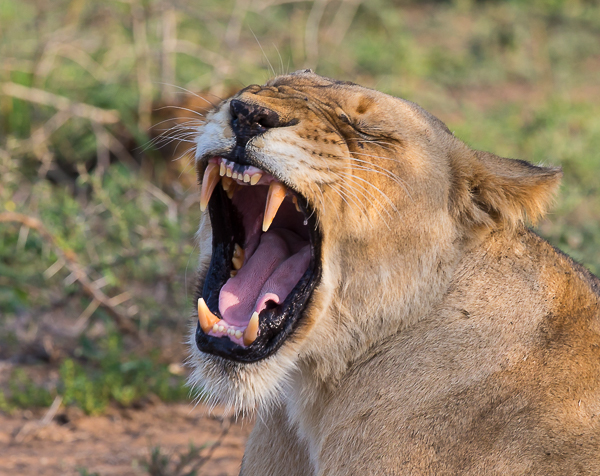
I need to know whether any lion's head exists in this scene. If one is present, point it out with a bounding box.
[187,70,561,412]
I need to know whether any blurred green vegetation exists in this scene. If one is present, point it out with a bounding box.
[1,0,599,413]
[0,331,189,415]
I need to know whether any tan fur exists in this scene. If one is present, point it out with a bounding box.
[187,71,600,475]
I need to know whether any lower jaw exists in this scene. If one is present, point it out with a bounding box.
[194,266,320,362]
[188,340,302,413]
[194,193,322,363]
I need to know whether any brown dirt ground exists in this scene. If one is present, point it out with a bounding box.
[0,402,252,476]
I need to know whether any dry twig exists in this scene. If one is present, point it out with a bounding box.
[0,212,140,339]
[305,0,329,68]
[1,82,120,124]
[326,0,364,48]
[13,396,63,443]
[130,1,153,132]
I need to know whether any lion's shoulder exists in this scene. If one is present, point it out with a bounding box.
[315,226,600,473]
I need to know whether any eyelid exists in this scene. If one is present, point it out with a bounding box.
[353,119,379,138]
[335,107,380,138]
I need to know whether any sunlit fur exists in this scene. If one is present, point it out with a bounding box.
[188,71,600,474]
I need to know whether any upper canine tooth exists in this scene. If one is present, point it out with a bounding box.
[263,182,287,232]
[243,312,260,346]
[250,173,262,186]
[198,298,219,333]
[292,195,301,213]
[200,163,220,212]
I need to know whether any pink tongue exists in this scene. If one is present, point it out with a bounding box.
[218,229,310,327]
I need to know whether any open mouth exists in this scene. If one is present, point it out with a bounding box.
[195,156,322,362]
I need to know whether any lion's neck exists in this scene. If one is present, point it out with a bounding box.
[281,230,486,458]
[282,227,547,458]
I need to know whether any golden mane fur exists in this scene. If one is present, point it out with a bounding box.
[188,71,600,475]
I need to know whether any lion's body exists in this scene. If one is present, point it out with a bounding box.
[242,227,600,475]
[189,71,600,475]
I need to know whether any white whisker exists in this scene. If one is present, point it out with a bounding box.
[154,105,207,119]
[334,174,393,230]
[155,82,221,107]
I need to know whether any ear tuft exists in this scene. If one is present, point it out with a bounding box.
[450,149,562,233]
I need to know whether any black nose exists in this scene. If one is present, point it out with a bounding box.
[230,99,281,143]
[229,99,282,165]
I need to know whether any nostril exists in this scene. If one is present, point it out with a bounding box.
[256,112,279,129]
[230,99,280,131]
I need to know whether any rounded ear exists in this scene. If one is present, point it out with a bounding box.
[449,149,562,233]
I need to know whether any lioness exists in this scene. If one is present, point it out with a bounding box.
[188,70,600,475]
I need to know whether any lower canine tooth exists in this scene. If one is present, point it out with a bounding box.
[243,312,260,346]
[221,176,233,192]
[263,182,287,232]
[226,183,237,199]
[198,298,219,333]
[200,163,220,212]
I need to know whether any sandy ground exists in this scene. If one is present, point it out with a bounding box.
[0,402,252,476]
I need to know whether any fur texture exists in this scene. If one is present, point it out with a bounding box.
[187,71,600,475]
